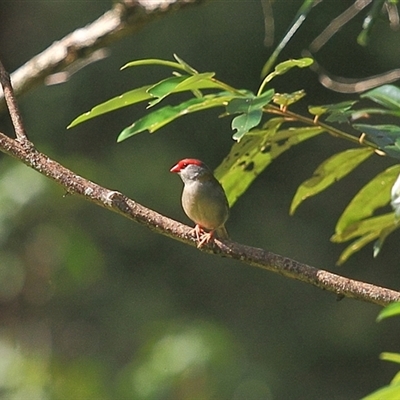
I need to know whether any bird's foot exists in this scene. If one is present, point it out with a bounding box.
[192,225,215,248]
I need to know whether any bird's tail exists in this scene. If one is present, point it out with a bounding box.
[215,225,229,240]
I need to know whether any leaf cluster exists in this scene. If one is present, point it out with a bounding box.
[361,303,400,399]
[69,55,400,264]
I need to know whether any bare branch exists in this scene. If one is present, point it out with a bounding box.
[0,61,30,143]
[0,0,207,110]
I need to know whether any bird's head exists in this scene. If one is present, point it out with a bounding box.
[170,158,212,183]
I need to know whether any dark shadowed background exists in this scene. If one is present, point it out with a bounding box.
[1,1,400,399]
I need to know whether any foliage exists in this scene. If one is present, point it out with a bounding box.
[69,55,400,263]
[361,303,400,399]
[3,1,400,399]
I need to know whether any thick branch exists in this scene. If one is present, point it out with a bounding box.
[0,0,206,110]
[0,131,398,306]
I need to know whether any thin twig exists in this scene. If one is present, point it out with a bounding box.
[265,104,379,150]
[0,60,29,143]
[0,0,206,111]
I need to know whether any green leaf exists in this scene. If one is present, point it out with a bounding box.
[172,72,216,92]
[361,85,400,111]
[290,148,373,215]
[361,382,400,400]
[391,371,400,386]
[353,124,400,159]
[373,224,399,257]
[215,121,324,206]
[381,352,400,364]
[173,53,198,74]
[332,213,397,265]
[117,94,232,142]
[147,73,216,107]
[226,90,274,114]
[334,213,395,243]
[272,90,306,107]
[147,75,189,106]
[226,90,274,141]
[263,58,313,85]
[231,110,263,141]
[377,303,400,322]
[121,58,189,73]
[68,85,152,128]
[335,165,400,235]
[350,108,400,120]
[308,101,356,121]
[68,77,228,128]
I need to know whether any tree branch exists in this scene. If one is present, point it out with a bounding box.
[0,62,29,143]
[0,129,398,307]
[0,0,207,110]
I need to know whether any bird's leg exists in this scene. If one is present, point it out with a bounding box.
[192,224,214,248]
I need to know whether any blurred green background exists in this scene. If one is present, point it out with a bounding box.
[1,1,400,399]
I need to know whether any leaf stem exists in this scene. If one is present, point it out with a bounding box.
[265,105,380,150]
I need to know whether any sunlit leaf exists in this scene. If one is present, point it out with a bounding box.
[336,232,379,265]
[308,105,327,117]
[377,302,400,322]
[68,79,229,128]
[373,224,399,257]
[361,382,400,400]
[173,72,216,92]
[335,164,400,235]
[147,75,189,106]
[263,58,313,84]
[334,213,395,243]
[121,58,188,73]
[68,86,152,128]
[147,73,216,107]
[231,110,263,141]
[215,121,324,206]
[332,213,397,265]
[173,53,199,74]
[381,352,400,364]
[290,148,373,215]
[117,94,232,141]
[273,90,306,107]
[227,90,275,141]
[361,85,400,111]
[391,371,400,386]
[353,124,400,159]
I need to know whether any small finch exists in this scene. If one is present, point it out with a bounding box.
[170,158,229,247]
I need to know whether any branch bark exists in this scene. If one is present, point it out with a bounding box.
[0,0,207,110]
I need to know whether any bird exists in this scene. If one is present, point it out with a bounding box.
[170,158,229,247]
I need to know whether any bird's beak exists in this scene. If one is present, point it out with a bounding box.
[170,164,181,173]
